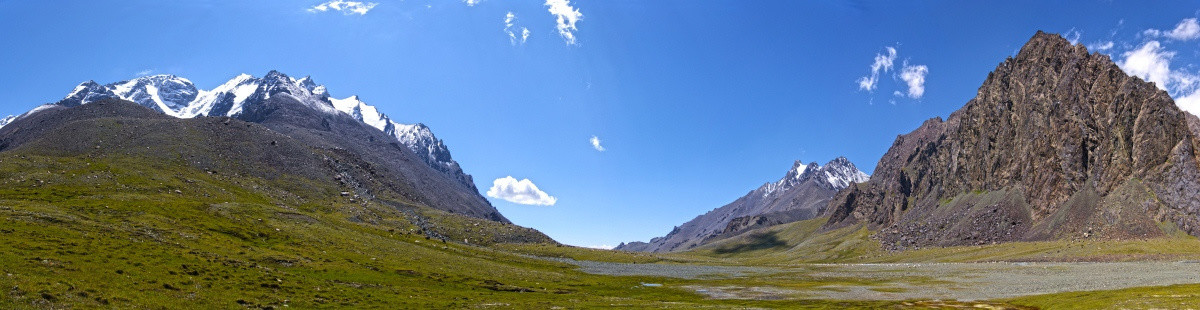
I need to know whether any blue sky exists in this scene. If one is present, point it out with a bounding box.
[2,1,1200,248]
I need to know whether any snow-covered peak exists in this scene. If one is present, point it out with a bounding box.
[759,157,869,197]
[820,156,870,188]
[296,76,320,93]
[65,81,99,99]
[392,122,461,173]
[331,95,393,131]
[762,160,817,196]
[785,160,811,180]
[180,73,260,117]
[256,71,337,115]
[394,123,435,145]
[107,74,198,116]
[0,115,16,129]
[60,81,116,107]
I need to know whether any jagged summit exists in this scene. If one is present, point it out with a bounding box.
[823,31,1200,249]
[617,157,869,252]
[1,71,479,192]
[762,157,869,197]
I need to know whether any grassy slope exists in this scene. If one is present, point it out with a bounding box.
[689,216,1200,265]
[3,146,1196,308]
[1006,283,1200,309]
[0,153,944,309]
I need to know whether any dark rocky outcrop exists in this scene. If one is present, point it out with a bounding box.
[823,31,1200,250]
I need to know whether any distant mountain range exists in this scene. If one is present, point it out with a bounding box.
[617,157,868,252]
[1,71,476,191]
[0,71,502,222]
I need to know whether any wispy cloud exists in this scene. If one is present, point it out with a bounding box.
[1117,40,1200,115]
[135,69,155,76]
[308,0,378,15]
[589,135,605,151]
[1064,28,1083,45]
[504,12,530,45]
[487,176,557,206]
[1119,41,1173,88]
[1098,17,1200,115]
[545,0,583,45]
[464,0,483,7]
[857,46,928,102]
[856,47,897,91]
[1143,18,1200,41]
[899,61,928,99]
[1089,41,1115,51]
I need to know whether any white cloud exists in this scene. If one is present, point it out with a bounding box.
[1119,41,1174,89]
[856,47,897,91]
[899,62,928,99]
[1176,90,1200,115]
[1064,28,1082,45]
[857,46,929,101]
[486,176,557,206]
[545,0,583,45]
[589,135,605,151]
[135,69,155,76]
[1089,41,1115,51]
[464,0,483,7]
[1145,18,1200,41]
[308,0,378,15]
[1117,40,1200,115]
[504,12,530,45]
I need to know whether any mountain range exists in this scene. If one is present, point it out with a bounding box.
[0,71,503,222]
[1,71,477,192]
[617,157,868,252]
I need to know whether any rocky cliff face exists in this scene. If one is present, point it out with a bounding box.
[618,157,868,252]
[824,31,1200,249]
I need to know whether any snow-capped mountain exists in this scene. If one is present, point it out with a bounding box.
[761,157,869,196]
[0,71,475,190]
[327,94,475,189]
[616,157,869,252]
[0,115,15,128]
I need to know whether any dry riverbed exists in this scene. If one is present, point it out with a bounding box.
[549,258,1200,301]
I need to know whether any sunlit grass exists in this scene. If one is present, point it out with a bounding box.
[0,153,956,309]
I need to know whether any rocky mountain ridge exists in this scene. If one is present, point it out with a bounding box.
[823,31,1200,249]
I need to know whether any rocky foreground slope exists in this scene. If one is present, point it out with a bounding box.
[619,158,868,252]
[823,31,1200,250]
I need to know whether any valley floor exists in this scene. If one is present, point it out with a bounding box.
[4,153,1200,309]
[553,258,1200,301]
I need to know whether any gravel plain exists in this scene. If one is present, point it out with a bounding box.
[549,258,1200,301]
